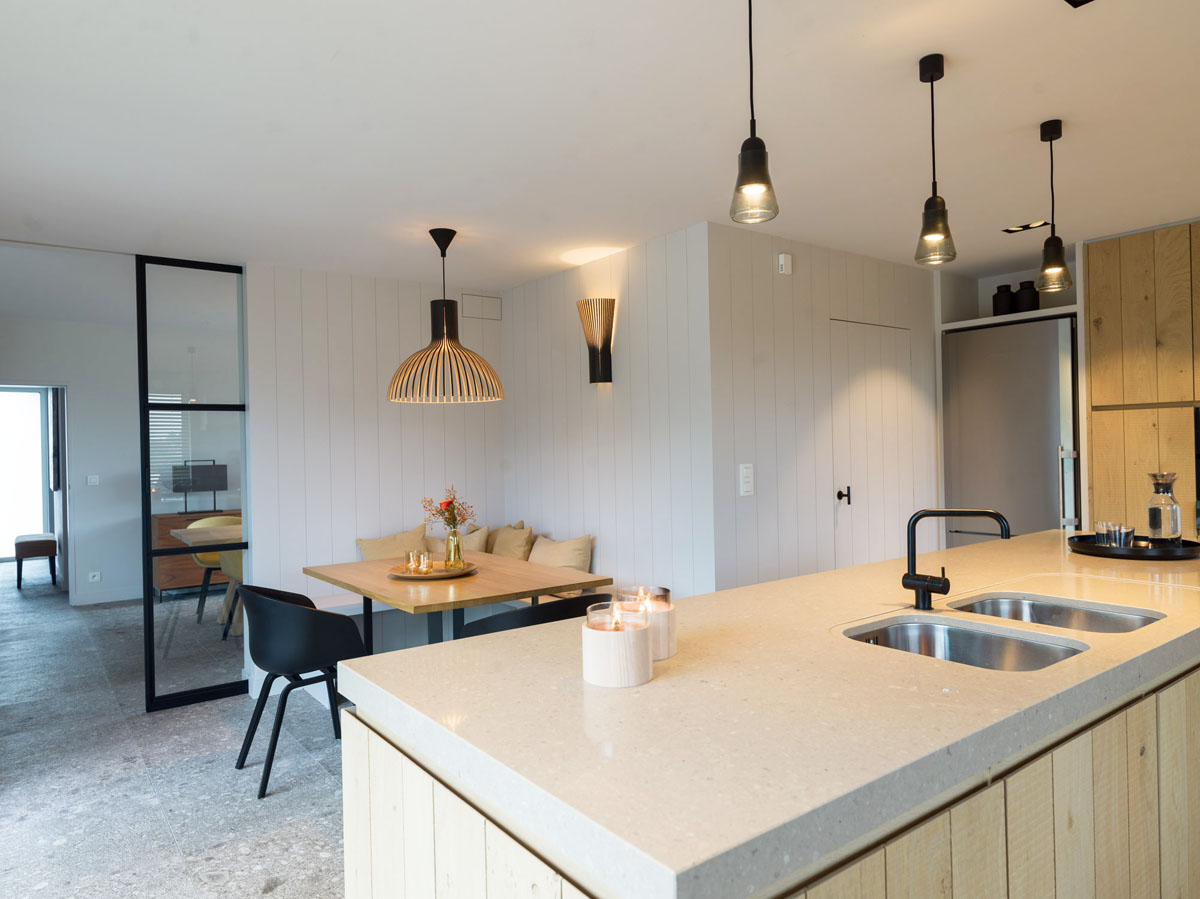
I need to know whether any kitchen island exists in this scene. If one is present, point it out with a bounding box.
[338,530,1200,898]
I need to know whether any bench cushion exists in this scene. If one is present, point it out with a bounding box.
[15,534,56,559]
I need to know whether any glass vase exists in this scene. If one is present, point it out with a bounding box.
[1147,472,1182,545]
[445,528,465,570]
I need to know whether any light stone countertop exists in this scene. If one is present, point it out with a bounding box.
[339,530,1200,898]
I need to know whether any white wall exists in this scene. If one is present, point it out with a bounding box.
[707,224,939,590]
[245,265,503,600]
[0,243,140,604]
[499,223,716,598]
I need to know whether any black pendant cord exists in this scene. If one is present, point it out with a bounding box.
[442,255,447,299]
[929,80,937,196]
[747,0,756,137]
[1048,139,1057,238]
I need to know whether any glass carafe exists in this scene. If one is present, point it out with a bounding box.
[1147,472,1182,545]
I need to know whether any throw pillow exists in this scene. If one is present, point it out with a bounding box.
[486,520,525,554]
[356,524,426,561]
[491,525,534,560]
[528,534,593,596]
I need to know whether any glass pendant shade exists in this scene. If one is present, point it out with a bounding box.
[1036,234,1073,292]
[730,136,778,224]
[914,195,957,265]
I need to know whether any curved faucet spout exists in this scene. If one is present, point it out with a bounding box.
[903,509,1012,610]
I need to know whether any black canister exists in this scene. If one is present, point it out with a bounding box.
[992,284,1014,316]
[1014,280,1040,313]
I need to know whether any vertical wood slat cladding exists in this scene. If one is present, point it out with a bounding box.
[246,265,503,598]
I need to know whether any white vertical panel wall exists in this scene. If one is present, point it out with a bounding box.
[246,265,503,598]
[500,223,718,598]
[706,223,939,590]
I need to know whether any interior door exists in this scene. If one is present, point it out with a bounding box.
[830,321,915,567]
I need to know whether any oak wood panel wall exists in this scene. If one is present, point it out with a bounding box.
[246,266,503,598]
[499,223,716,598]
[1085,222,1198,534]
[706,224,937,589]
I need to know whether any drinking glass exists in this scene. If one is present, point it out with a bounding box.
[1093,521,1109,546]
[419,551,431,573]
[1114,525,1135,547]
[407,550,420,572]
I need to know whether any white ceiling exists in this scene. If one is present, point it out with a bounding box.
[1,0,1197,289]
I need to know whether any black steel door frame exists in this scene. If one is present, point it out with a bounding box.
[137,254,249,712]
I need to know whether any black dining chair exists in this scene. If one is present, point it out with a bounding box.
[459,594,599,638]
[235,585,366,798]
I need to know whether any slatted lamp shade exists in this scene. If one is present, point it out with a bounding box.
[387,229,504,404]
[577,297,615,384]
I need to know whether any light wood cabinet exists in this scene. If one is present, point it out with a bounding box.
[1086,222,1198,535]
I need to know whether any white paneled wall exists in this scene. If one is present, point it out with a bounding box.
[707,223,938,590]
[500,223,717,598]
[246,265,503,598]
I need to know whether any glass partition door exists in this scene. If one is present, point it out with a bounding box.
[137,255,249,712]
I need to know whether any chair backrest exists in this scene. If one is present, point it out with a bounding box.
[459,594,600,639]
[188,515,243,567]
[239,584,365,675]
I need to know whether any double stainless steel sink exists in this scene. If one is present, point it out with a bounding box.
[847,593,1163,671]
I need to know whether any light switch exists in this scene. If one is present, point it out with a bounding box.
[777,253,792,275]
[86,475,100,486]
[738,463,755,497]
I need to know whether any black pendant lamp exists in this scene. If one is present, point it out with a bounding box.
[387,229,503,404]
[1035,119,1073,292]
[729,0,778,224]
[914,53,956,265]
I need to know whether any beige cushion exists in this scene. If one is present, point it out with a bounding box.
[356,524,426,561]
[424,526,489,554]
[491,526,534,560]
[486,521,524,554]
[528,534,593,596]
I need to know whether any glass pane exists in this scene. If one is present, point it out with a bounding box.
[145,264,242,405]
[148,409,245,696]
[0,390,47,553]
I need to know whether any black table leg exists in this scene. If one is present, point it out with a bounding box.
[427,611,444,644]
[362,596,373,654]
[451,608,465,640]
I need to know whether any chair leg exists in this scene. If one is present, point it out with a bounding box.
[258,678,301,799]
[324,670,341,740]
[221,589,241,641]
[49,557,56,586]
[16,558,22,590]
[196,567,213,623]
[235,672,278,770]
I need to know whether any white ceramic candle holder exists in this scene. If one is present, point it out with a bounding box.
[581,601,652,688]
[615,586,675,661]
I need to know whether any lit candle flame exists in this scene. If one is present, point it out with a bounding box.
[611,602,623,631]
[639,586,650,616]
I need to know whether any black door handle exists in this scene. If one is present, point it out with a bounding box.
[837,486,851,505]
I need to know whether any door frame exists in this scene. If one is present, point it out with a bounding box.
[137,254,250,712]
[0,385,52,561]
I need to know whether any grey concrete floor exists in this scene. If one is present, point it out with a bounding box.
[0,561,345,898]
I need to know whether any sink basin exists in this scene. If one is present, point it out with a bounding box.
[846,616,1086,671]
[950,594,1164,634]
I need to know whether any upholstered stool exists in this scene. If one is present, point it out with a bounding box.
[14,533,57,589]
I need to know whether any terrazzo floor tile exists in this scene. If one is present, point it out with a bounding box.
[0,562,345,898]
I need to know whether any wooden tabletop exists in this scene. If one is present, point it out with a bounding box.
[303,551,613,615]
[169,525,244,546]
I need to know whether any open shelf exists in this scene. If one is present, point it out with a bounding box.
[940,303,1082,333]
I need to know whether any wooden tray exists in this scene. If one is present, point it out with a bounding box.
[387,561,479,581]
[1068,534,1200,561]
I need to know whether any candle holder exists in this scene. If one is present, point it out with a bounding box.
[615,586,675,661]
[581,601,652,688]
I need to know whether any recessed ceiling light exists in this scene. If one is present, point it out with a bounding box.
[561,246,625,266]
[1002,220,1049,234]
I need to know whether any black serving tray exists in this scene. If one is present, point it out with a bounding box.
[1068,534,1200,561]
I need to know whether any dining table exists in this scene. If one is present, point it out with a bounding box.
[302,551,613,653]
[169,524,246,635]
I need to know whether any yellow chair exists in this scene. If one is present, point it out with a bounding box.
[218,548,244,640]
[187,515,242,623]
